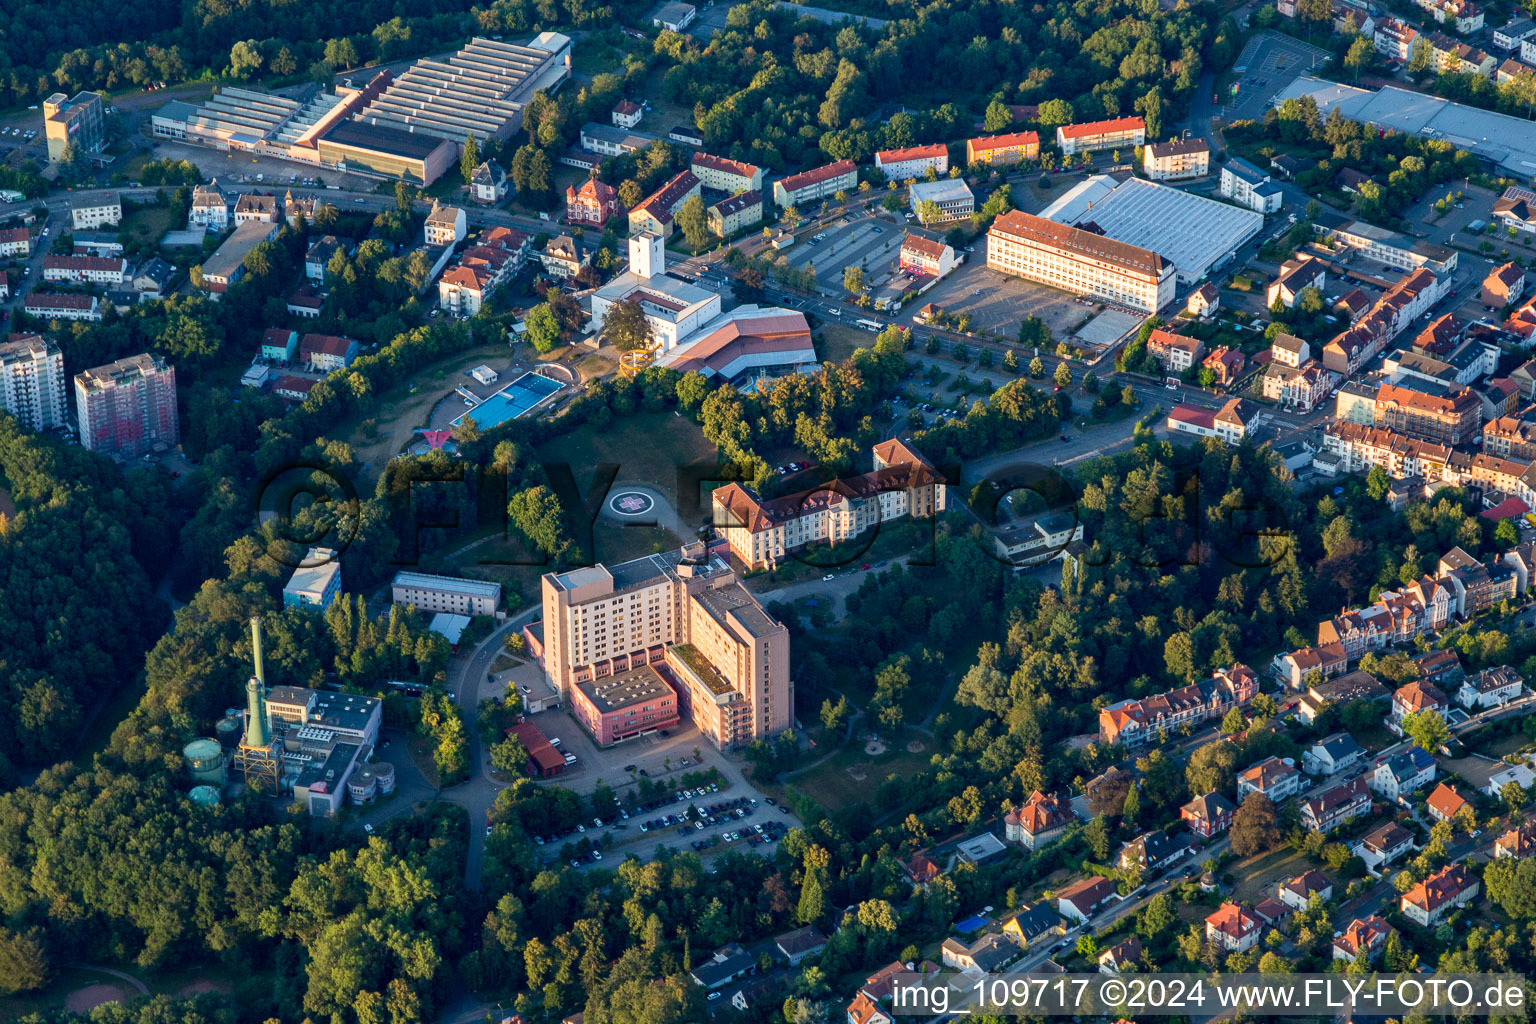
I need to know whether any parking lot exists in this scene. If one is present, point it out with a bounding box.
[1225,31,1332,123]
[782,213,905,295]
[914,261,1091,340]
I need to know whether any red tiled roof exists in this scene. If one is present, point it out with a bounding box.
[691,152,761,179]
[901,233,949,260]
[1058,116,1145,139]
[777,159,856,193]
[876,143,948,164]
[990,210,1166,276]
[968,131,1039,154]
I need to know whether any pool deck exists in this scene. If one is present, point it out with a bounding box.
[450,371,565,429]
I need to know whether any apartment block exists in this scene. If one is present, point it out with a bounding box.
[629,170,701,238]
[772,159,857,209]
[711,439,946,570]
[986,210,1174,313]
[690,152,764,193]
[1219,158,1283,213]
[42,254,129,285]
[69,194,122,231]
[0,333,68,431]
[391,571,503,616]
[25,293,101,322]
[1099,665,1259,749]
[1055,116,1145,156]
[74,352,180,458]
[1142,138,1210,180]
[874,143,949,180]
[708,190,763,236]
[424,203,468,246]
[965,131,1040,167]
[0,227,30,258]
[533,541,791,750]
[190,181,230,229]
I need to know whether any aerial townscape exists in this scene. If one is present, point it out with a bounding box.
[17,0,1536,1021]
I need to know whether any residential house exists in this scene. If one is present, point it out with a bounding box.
[1205,903,1262,952]
[1272,333,1310,368]
[424,203,467,246]
[708,191,763,237]
[539,234,588,279]
[1371,747,1437,802]
[629,170,701,238]
[260,328,298,363]
[305,235,342,282]
[233,193,281,225]
[1147,328,1205,374]
[1274,643,1349,688]
[1333,916,1393,962]
[847,993,890,1024]
[1400,864,1479,926]
[1118,829,1197,874]
[566,177,619,228]
[299,333,360,373]
[286,282,324,319]
[1187,283,1220,318]
[690,944,755,990]
[1098,936,1143,975]
[1237,756,1303,802]
[1278,869,1334,910]
[874,144,949,181]
[1181,792,1235,838]
[966,131,1041,167]
[471,160,509,204]
[1299,777,1371,832]
[1055,116,1145,156]
[1484,762,1536,797]
[1303,732,1365,776]
[1003,791,1074,850]
[691,153,764,194]
[0,227,30,258]
[774,926,827,967]
[1416,648,1463,684]
[1484,262,1526,309]
[1001,903,1061,947]
[1426,782,1468,823]
[1495,822,1536,858]
[189,180,229,229]
[1458,666,1523,709]
[940,934,1015,973]
[1268,257,1326,310]
[1355,821,1416,872]
[900,233,959,280]
[611,100,642,129]
[1055,875,1116,924]
[1262,362,1335,412]
[1390,679,1450,733]
[1203,347,1247,388]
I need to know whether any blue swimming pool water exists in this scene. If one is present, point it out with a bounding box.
[955,914,989,933]
[453,372,562,428]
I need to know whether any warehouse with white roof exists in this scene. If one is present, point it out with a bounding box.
[1038,175,1263,285]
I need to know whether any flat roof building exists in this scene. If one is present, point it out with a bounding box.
[74,352,178,458]
[538,541,791,750]
[1038,175,1261,285]
[352,34,572,145]
[199,220,280,293]
[572,663,681,746]
[391,571,502,616]
[43,91,104,163]
[654,305,817,388]
[315,119,457,185]
[0,333,67,432]
[283,547,343,610]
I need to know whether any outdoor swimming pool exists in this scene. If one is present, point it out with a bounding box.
[453,371,563,428]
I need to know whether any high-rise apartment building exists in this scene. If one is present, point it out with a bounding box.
[0,334,67,431]
[74,353,179,458]
[43,92,105,163]
[533,541,791,749]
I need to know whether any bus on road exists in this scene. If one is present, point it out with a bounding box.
[856,318,882,332]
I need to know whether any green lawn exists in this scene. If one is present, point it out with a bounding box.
[775,726,935,811]
[1228,846,1306,905]
[535,408,719,523]
[119,204,173,245]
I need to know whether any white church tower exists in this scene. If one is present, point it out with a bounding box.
[629,231,664,280]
